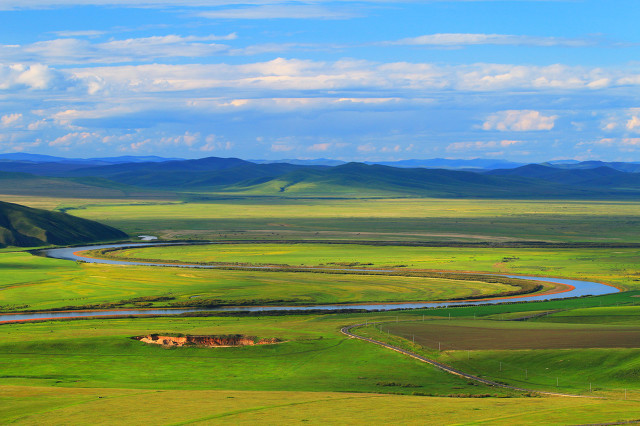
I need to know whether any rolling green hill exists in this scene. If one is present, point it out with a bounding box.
[66,158,315,189]
[6,156,640,199]
[227,162,595,198]
[0,171,173,199]
[488,164,640,188]
[0,200,128,247]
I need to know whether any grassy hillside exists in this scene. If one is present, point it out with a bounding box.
[0,171,170,199]
[69,160,315,189]
[489,164,640,189]
[8,156,640,199]
[227,163,604,198]
[0,200,128,247]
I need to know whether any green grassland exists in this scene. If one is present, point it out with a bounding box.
[102,242,640,291]
[0,251,527,311]
[6,387,640,425]
[0,314,507,395]
[3,194,640,423]
[3,308,640,424]
[354,306,640,398]
[36,197,640,243]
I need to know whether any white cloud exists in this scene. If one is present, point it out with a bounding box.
[357,143,376,152]
[0,63,64,90]
[27,119,48,130]
[159,131,200,147]
[482,110,557,131]
[0,140,41,152]
[201,134,234,151]
[446,140,523,152]
[380,145,401,153]
[387,33,593,48]
[590,137,640,146]
[198,5,356,20]
[1,113,22,127]
[0,0,366,10]
[49,131,102,146]
[51,30,106,37]
[626,116,640,131]
[597,109,640,134]
[308,143,332,152]
[271,143,294,152]
[18,34,236,64]
[0,0,274,9]
[64,59,630,97]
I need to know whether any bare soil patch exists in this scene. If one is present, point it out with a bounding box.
[134,334,281,348]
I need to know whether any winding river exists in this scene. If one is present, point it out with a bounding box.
[0,242,619,323]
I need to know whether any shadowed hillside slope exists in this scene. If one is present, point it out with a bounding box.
[0,201,128,247]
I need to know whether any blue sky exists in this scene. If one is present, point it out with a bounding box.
[2,0,640,161]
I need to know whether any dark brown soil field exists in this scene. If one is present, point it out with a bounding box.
[384,323,640,351]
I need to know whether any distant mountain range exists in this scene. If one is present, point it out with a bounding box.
[3,153,640,198]
[365,158,524,170]
[0,153,181,164]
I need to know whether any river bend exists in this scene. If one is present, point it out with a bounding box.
[0,242,617,323]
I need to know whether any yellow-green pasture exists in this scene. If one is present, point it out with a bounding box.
[34,196,640,242]
[0,314,502,395]
[3,310,640,425]
[0,250,518,311]
[4,386,640,425]
[103,243,640,291]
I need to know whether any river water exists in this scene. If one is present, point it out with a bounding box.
[0,243,617,323]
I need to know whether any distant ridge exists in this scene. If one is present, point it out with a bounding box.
[365,158,524,170]
[0,200,128,247]
[488,164,640,188]
[230,162,585,198]
[0,153,182,164]
[3,154,640,199]
[66,157,315,188]
[250,158,346,166]
[542,160,640,174]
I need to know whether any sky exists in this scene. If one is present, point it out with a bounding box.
[2,0,640,162]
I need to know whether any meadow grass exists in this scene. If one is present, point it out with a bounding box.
[44,197,640,242]
[3,195,640,423]
[357,306,640,397]
[0,314,504,396]
[103,242,640,291]
[4,386,640,425]
[0,251,523,311]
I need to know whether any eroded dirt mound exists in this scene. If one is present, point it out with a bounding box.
[134,334,281,347]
